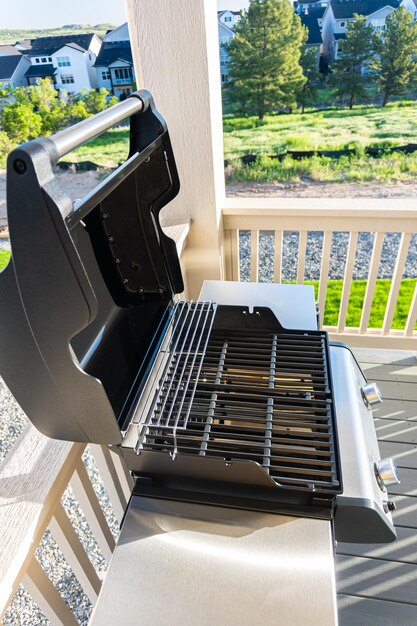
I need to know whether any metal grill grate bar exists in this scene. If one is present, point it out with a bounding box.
[138,308,340,494]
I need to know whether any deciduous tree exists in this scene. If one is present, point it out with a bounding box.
[225,0,306,119]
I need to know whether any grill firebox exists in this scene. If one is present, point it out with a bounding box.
[135,302,341,495]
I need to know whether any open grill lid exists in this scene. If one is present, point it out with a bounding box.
[0,91,183,444]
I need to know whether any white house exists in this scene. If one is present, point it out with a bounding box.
[23,34,101,93]
[218,9,241,27]
[0,54,31,89]
[217,10,242,84]
[103,22,130,43]
[94,24,135,99]
[321,0,414,60]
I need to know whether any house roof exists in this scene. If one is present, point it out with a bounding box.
[94,41,132,67]
[0,55,22,79]
[296,0,327,5]
[330,0,399,19]
[300,12,324,44]
[0,45,22,56]
[25,64,57,78]
[25,33,95,57]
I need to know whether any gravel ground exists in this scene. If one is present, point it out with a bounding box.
[1,174,416,623]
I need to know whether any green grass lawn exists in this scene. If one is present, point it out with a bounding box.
[68,127,130,168]
[305,278,417,330]
[224,102,417,183]
[0,250,9,271]
[0,247,414,329]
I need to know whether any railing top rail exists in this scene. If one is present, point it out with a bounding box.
[223,197,417,218]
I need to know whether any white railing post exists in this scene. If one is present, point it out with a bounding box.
[126,0,226,297]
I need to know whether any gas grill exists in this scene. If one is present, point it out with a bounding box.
[0,91,400,625]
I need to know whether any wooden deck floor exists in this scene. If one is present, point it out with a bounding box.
[337,348,417,626]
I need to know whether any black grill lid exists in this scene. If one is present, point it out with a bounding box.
[0,91,183,444]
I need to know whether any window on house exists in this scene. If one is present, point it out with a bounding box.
[340,21,346,27]
[61,74,75,84]
[57,56,71,67]
[41,57,47,62]
[48,57,52,62]
[114,67,132,80]
[371,19,385,31]
[101,70,111,80]
[35,58,40,63]
[89,53,92,60]
[224,16,232,22]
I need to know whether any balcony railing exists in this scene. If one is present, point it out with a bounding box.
[112,77,133,86]
[223,197,417,349]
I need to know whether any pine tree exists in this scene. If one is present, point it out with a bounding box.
[372,6,417,106]
[225,0,306,119]
[298,47,320,113]
[331,15,375,109]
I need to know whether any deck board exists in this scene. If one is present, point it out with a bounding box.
[336,554,417,604]
[337,349,417,624]
[372,399,417,421]
[338,594,417,626]
[374,419,417,444]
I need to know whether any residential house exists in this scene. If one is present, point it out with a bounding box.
[321,0,415,60]
[217,10,242,84]
[102,22,130,43]
[94,23,135,99]
[218,9,241,27]
[300,6,325,60]
[0,53,31,89]
[295,0,330,13]
[22,34,101,92]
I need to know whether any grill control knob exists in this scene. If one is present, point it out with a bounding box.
[376,458,401,489]
[361,382,383,408]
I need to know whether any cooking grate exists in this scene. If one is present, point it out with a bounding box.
[137,302,340,494]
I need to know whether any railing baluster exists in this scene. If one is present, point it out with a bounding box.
[108,449,134,503]
[359,231,384,333]
[250,229,259,282]
[231,229,240,281]
[69,460,115,562]
[318,231,332,327]
[49,502,101,603]
[223,229,233,281]
[90,445,127,523]
[405,282,417,336]
[297,230,308,284]
[23,558,78,626]
[382,232,412,335]
[337,232,359,333]
[274,230,283,283]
